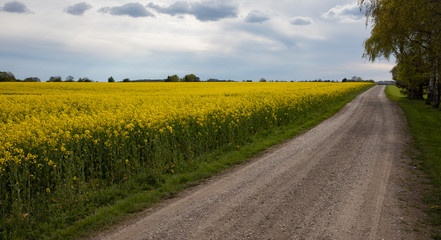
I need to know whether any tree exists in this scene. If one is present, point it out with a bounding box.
[23,77,40,82]
[0,71,16,82]
[360,0,441,107]
[182,74,200,82]
[48,76,62,82]
[65,75,75,82]
[122,78,131,82]
[259,78,267,82]
[165,75,179,82]
[77,77,92,82]
[351,76,363,82]
[395,48,428,100]
[108,76,115,82]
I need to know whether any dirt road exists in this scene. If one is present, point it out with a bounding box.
[96,86,429,239]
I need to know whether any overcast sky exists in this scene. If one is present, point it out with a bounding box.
[0,0,394,82]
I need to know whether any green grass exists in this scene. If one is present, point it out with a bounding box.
[385,85,441,238]
[45,85,373,240]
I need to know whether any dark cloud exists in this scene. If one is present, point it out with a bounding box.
[290,17,313,26]
[99,3,154,18]
[321,3,364,22]
[1,1,31,13]
[147,1,238,21]
[65,2,92,16]
[245,11,269,23]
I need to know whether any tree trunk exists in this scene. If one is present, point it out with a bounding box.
[418,83,424,100]
[426,65,435,105]
[434,58,440,109]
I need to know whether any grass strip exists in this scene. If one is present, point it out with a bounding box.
[385,85,441,238]
[49,85,373,240]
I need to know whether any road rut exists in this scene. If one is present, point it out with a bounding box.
[95,86,428,240]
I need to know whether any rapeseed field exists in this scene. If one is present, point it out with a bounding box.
[0,82,371,238]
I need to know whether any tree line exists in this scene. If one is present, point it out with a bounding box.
[1,71,375,84]
[0,72,94,83]
[110,74,200,82]
[0,72,41,82]
[0,71,203,83]
[164,74,200,82]
[360,0,441,108]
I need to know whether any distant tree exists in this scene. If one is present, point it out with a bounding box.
[0,71,16,82]
[23,77,41,82]
[259,78,267,82]
[207,78,220,82]
[182,74,200,82]
[108,76,115,82]
[48,76,62,82]
[342,78,348,82]
[165,75,179,82]
[77,77,92,82]
[65,75,75,82]
[122,78,131,82]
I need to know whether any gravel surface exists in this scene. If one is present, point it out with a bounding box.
[94,86,430,240]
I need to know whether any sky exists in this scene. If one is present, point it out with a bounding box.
[0,0,395,82]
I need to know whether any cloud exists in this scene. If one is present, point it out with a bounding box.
[290,17,313,26]
[99,3,154,18]
[245,11,270,23]
[1,1,32,13]
[147,1,238,21]
[65,2,92,16]
[147,2,190,16]
[321,2,364,23]
[232,23,298,49]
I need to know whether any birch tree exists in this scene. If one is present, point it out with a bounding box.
[360,0,441,107]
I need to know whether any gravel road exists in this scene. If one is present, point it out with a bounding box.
[95,85,429,240]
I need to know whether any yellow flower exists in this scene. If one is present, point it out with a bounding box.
[0,81,372,206]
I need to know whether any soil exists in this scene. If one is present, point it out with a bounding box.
[93,86,431,240]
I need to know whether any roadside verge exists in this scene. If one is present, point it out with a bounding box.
[386,85,441,239]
